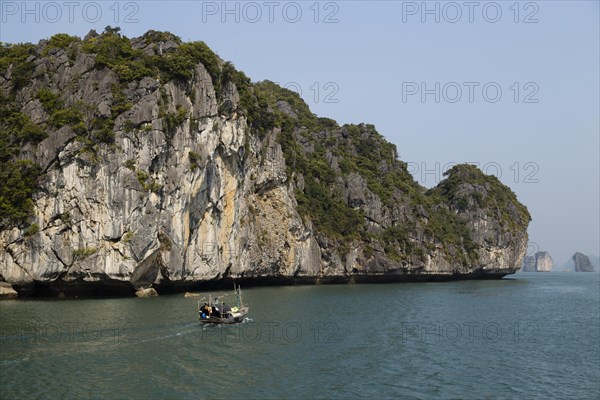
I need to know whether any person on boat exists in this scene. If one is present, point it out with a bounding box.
[212,299,221,317]
[221,302,232,318]
[199,303,211,318]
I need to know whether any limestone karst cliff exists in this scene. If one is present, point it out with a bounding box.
[0,30,531,296]
[572,253,594,272]
[522,251,553,272]
[522,257,535,272]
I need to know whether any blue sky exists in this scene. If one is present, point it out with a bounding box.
[1,0,598,264]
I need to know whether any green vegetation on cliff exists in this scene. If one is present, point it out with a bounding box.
[79,27,221,93]
[0,42,36,92]
[0,97,45,227]
[0,160,41,227]
[429,164,531,234]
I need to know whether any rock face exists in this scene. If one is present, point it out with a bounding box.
[0,30,532,296]
[522,256,536,272]
[522,251,553,272]
[558,254,599,272]
[573,253,594,272]
[0,281,18,299]
[535,252,553,272]
[135,288,158,298]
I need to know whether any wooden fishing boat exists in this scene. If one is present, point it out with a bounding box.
[198,285,249,324]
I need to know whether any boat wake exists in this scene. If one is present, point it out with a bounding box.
[0,357,30,366]
[131,322,199,345]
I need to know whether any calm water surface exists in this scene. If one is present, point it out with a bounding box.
[1,273,598,399]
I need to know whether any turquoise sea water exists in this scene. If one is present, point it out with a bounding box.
[1,273,599,399]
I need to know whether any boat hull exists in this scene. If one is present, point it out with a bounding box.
[199,307,249,324]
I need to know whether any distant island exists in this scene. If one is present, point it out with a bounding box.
[572,253,595,272]
[522,251,553,272]
[0,29,531,297]
[556,253,599,272]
